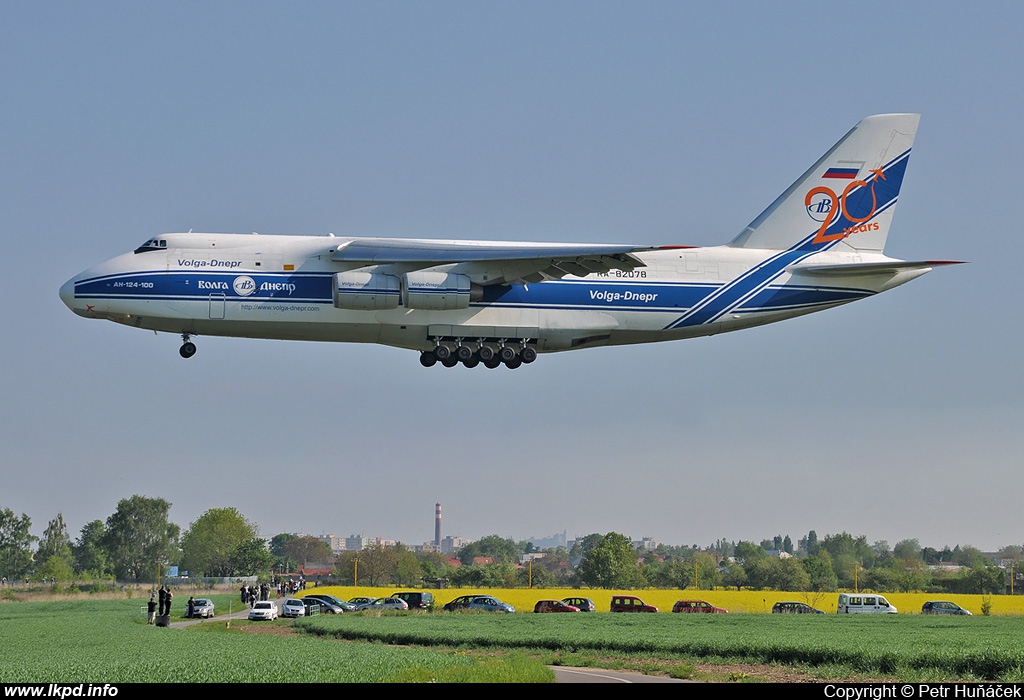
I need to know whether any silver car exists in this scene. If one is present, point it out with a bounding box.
[281,598,306,618]
[355,597,409,612]
[191,598,215,618]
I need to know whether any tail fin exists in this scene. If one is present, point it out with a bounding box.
[729,114,920,253]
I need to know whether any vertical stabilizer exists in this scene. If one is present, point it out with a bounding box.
[729,114,919,253]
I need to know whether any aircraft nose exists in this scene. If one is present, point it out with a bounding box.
[59,277,76,311]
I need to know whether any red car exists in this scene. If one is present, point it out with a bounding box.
[534,599,580,613]
[672,600,728,614]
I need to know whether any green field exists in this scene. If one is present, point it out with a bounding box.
[0,598,551,683]
[2,596,1023,682]
[300,611,1024,681]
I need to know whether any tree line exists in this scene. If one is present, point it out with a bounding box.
[1,499,1020,596]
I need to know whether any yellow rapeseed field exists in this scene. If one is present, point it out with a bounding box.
[306,585,1024,615]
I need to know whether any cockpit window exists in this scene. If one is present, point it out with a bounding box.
[133,238,167,254]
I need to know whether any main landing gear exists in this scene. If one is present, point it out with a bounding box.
[179,333,197,359]
[419,338,538,369]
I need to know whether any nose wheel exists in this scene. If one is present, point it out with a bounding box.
[179,334,197,359]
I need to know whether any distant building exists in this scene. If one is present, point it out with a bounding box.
[345,534,371,551]
[635,537,659,552]
[527,531,567,550]
[316,534,346,553]
[440,535,471,554]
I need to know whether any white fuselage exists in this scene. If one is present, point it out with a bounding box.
[60,232,919,354]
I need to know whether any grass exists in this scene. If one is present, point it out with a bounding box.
[299,608,1024,681]
[4,586,1024,683]
[0,599,553,683]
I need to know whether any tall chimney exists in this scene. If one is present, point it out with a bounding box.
[435,502,442,547]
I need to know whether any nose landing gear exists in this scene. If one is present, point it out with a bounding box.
[179,334,197,359]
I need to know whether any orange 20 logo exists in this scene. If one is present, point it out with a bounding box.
[805,167,885,244]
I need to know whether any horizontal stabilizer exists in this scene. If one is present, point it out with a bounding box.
[789,260,965,277]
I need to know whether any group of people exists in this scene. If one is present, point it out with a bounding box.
[147,585,174,624]
[240,583,272,606]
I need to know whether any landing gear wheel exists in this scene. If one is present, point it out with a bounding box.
[441,355,459,368]
[461,355,480,368]
[179,341,197,359]
[434,345,452,361]
[498,346,517,363]
[455,345,474,362]
[419,352,438,367]
[503,355,523,369]
[520,346,538,363]
[477,346,495,361]
[483,357,502,369]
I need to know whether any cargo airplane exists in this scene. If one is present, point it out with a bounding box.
[60,114,959,369]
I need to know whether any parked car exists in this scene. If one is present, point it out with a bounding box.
[672,600,728,614]
[836,594,898,614]
[281,598,306,618]
[355,597,409,612]
[191,598,215,619]
[610,595,658,613]
[562,597,595,612]
[301,598,322,616]
[922,601,972,616]
[771,601,824,614]
[468,596,514,613]
[392,591,435,611]
[534,599,580,613]
[248,601,278,621]
[347,596,376,607]
[304,594,355,613]
[442,595,479,612]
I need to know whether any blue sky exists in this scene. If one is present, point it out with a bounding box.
[2,2,1021,552]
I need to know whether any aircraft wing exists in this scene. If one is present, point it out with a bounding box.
[331,238,655,285]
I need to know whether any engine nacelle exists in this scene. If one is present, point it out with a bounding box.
[403,272,477,311]
[333,272,400,310]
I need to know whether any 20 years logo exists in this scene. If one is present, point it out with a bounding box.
[805,167,885,245]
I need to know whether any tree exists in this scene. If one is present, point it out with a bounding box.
[457,535,520,565]
[391,544,423,586]
[181,507,259,577]
[35,513,75,583]
[576,532,641,588]
[37,514,73,570]
[805,530,820,556]
[229,538,273,577]
[283,536,332,566]
[103,495,179,581]
[355,543,397,586]
[802,553,839,591]
[0,507,36,580]
[72,520,111,579]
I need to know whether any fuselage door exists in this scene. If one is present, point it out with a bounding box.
[209,293,226,319]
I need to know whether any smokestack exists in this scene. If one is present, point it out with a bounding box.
[435,502,442,547]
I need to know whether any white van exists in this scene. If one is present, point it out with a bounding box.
[836,593,898,614]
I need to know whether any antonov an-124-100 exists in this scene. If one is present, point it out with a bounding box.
[61,114,960,369]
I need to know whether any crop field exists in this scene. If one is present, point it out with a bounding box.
[3,590,1024,683]
[301,607,1024,681]
[319,585,1024,616]
[0,599,551,683]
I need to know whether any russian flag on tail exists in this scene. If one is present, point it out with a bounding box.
[822,167,860,179]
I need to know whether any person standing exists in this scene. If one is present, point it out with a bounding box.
[186,596,195,619]
[158,586,167,616]
[147,595,157,625]
[165,588,173,617]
